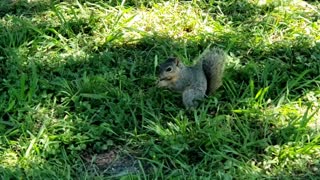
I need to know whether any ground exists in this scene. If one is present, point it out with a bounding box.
[0,0,320,179]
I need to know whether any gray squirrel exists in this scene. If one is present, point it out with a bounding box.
[157,48,226,108]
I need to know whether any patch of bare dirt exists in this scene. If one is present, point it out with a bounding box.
[83,147,149,176]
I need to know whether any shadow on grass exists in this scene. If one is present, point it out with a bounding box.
[0,0,56,17]
[1,0,320,178]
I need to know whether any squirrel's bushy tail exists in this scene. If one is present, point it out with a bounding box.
[201,48,226,95]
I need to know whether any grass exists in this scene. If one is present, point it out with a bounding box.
[0,0,320,179]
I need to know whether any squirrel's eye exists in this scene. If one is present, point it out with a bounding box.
[166,67,172,72]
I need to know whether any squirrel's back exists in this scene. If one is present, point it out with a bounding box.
[200,48,226,95]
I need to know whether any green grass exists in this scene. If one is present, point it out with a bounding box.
[0,0,320,179]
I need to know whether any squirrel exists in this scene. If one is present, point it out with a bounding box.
[157,48,226,109]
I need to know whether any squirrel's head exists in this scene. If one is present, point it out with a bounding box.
[157,57,182,88]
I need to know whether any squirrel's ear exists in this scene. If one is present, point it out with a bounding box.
[175,58,180,66]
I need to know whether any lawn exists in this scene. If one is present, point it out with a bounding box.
[0,0,320,179]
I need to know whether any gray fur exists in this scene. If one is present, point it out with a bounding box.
[201,48,226,95]
[158,48,226,108]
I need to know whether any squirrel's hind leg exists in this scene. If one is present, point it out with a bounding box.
[182,89,206,109]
